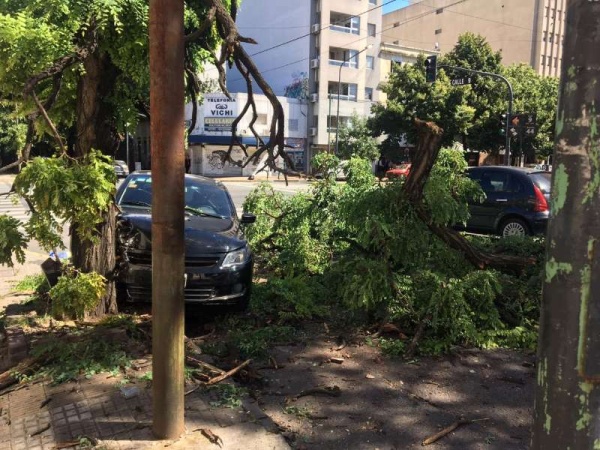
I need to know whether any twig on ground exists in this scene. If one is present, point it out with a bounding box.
[421,418,489,446]
[206,359,251,385]
[294,386,341,400]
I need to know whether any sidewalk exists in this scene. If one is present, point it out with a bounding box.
[0,372,289,450]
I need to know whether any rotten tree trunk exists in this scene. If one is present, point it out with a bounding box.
[531,2,600,448]
[71,50,120,316]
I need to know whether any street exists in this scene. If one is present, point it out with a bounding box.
[0,174,311,254]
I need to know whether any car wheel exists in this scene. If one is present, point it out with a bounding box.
[500,218,530,237]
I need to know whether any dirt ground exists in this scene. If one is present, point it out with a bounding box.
[0,295,536,450]
[238,325,536,450]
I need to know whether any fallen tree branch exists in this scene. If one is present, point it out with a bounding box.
[421,418,489,446]
[185,355,226,375]
[206,359,251,385]
[403,119,535,272]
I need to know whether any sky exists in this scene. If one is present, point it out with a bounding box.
[382,0,412,14]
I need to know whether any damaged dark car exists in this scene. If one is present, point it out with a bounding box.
[115,172,256,310]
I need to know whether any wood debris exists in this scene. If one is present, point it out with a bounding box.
[197,428,223,446]
[421,418,489,446]
[206,359,251,385]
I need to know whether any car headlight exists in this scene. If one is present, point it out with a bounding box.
[221,246,250,268]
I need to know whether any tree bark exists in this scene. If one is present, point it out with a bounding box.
[71,50,120,316]
[531,2,600,448]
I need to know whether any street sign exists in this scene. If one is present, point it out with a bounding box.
[450,77,472,86]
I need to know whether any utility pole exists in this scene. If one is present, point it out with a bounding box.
[531,1,600,448]
[149,0,185,439]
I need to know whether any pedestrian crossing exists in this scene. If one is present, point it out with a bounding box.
[0,181,30,222]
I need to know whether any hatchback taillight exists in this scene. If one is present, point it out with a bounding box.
[533,184,548,212]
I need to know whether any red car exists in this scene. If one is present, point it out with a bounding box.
[385,163,411,179]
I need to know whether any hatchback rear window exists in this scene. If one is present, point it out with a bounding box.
[529,172,551,194]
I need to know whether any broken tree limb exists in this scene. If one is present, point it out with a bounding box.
[403,119,534,273]
[206,359,251,385]
[404,314,431,360]
[185,356,225,375]
[421,418,489,446]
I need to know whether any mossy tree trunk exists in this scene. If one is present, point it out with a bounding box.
[70,50,121,316]
[531,1,600,448]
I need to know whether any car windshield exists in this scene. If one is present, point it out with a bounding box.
[529,172,551,194]
[118,176,233,217]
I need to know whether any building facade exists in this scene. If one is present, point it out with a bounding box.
[228,0,383,159]
[185,93,307,177]
[382,0,565,77]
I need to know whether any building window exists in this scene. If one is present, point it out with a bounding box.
[436,8,444,14]
[365,87,373,100]
[331,13,360,35]
[366,56,374,70]
[554,57,558,68]
[368,23,376,37]
[328,82,358,101]
[435,28,442,35]
[288,119,299,132]
[541,55,546,66]
[391,60,402,73]
[369,0,376,4]
[313,116,318,127]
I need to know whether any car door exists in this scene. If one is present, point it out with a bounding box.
[467,169,513,231]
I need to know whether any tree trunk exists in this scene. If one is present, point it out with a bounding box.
[71,50,120,316]
[531,1,600,448]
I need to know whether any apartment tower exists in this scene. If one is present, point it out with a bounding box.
[229,0,383,156]
[382,0,566,77]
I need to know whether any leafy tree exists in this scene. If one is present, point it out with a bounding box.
[0,105,26,166]
[370,32,558,160]
[503,63,558,162]
[440,32,506,152]
[369,53,475,152]
[0,0,234,315]
[336,113,380,161]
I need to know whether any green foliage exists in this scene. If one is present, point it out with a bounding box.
[12,151,115,250]
[23,335,130,383]
[49,267,106,320]
[207,383,248,409]
[283,405,313,419]
[0,214,26,266]
[245,151,544,355]
[229,324,297,359]
[337,113,380,161]
[13,274,45,292]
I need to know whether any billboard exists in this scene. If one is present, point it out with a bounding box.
[203,94,237,133]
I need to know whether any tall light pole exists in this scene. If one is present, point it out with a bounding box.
[335,44,372,154]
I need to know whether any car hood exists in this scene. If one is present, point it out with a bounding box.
[119,212,246,254]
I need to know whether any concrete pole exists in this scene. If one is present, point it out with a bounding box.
[149,0,185,439]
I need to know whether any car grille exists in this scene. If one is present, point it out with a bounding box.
[126,285,218,302]
[125,251,220,267]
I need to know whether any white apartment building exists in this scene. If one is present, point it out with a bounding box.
[228,0,383,158]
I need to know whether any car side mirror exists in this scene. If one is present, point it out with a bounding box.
[241,212,256,224]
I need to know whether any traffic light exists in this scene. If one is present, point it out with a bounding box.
[425,55,437,83]
[498,113,508,136]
